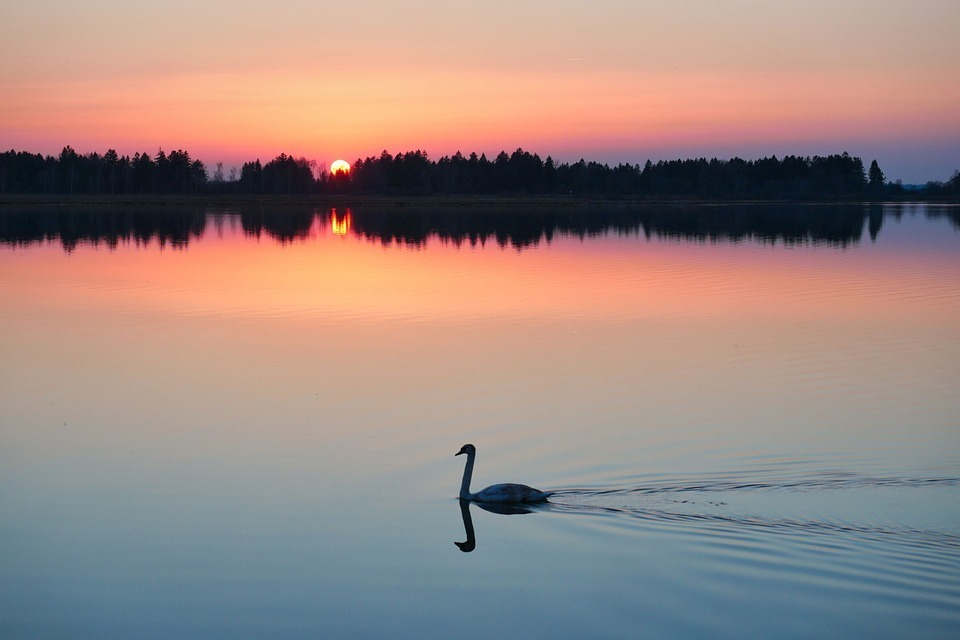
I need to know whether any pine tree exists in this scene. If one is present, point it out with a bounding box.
[868,160,885,192]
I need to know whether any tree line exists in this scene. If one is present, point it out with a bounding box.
[343,149,887,198]
[0,146,207,195]
[2,145,958,198]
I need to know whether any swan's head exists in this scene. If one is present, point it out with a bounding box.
[456,443,476,457]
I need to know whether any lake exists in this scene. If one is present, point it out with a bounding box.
[1,202,958,639]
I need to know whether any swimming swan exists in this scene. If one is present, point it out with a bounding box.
[456,443,553,503]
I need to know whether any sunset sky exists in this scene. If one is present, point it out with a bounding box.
[2,0,958,183]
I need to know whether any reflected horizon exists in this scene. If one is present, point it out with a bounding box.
[2,203,959,253]
[2,203,958,329]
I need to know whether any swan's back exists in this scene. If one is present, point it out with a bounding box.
[473,482,553,503]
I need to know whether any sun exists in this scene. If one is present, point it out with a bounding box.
[330,159,351,175]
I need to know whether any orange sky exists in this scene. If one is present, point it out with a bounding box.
[2,1,959,182]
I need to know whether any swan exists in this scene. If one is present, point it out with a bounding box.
[455,443,553,503]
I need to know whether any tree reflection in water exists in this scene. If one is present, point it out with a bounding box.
[4,203,956,252]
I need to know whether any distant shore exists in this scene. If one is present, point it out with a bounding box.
[0,193,956,209]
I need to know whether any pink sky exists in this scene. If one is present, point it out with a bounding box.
[2,1,958,183]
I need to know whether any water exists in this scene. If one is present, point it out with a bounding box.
[1,202,958,639]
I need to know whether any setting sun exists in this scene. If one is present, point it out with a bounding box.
[330,159,351,175]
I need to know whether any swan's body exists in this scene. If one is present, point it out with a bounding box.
[456,443,553,503]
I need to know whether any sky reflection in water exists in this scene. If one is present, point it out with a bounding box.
[0,203,958,639]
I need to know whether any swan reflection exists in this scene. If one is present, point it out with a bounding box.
[455,499,476,552]
[455,498,538,553]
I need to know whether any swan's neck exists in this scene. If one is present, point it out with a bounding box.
[459,452,475,499]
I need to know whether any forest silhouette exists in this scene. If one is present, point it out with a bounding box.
[3,146,959,199]
[3,203,957,253]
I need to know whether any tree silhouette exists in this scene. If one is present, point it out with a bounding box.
[239,159,263,194]
[2,145,952,199]
[59,146,79,194]
[868,160,885,193]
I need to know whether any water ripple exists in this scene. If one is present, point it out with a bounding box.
[544,472,960,554]
[557,472,960,496]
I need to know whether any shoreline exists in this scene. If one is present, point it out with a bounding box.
[0,193,956,208]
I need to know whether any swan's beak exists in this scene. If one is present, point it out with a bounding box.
[455,447,466,456]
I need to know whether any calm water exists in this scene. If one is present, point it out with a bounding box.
[1,203,958,639]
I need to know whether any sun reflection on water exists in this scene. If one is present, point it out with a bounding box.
[330,209,352,237]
